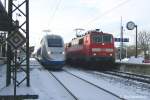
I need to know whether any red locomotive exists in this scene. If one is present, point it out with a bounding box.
[65,29,115,67]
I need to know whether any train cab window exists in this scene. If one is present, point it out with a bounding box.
[47,38,63,47]
[103,35,112,43]
[92,35,102,43]
[92,35,112,43]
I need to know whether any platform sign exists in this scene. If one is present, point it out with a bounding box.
[7,31,26,50]
[115,38,129,42]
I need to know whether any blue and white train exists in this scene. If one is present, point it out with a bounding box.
[36,34,65,70]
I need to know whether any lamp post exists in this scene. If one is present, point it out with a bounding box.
[126,21,138,58]
[135,25,138,58]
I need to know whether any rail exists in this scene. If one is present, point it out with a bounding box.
[48,71,78,100]
[63,69,125,100]
[102,71,150,84]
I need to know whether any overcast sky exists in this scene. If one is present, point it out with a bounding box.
[2,0,150,48]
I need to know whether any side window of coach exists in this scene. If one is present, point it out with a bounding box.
[79,38,83,45]
[68,43,71,47]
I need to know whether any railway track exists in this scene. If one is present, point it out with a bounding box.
[112,71,150,79]
[102,70,150,84]
[48,69,125,100]
[48,71,78,100]
[64,70,125,100]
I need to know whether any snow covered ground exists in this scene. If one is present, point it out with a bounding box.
[0,58,150,100]
[0,59,76,100]
[30,69,76,100]
[116,56,150,64]
[65,67,150,100]
[51,71,120,100]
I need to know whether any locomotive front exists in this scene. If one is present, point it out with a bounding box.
[87,31,115,64]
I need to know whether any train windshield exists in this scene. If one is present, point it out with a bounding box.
[92,34,112,43]
[47,38,63,47]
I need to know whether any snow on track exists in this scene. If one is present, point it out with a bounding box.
[64,67,150,100]
[51,71,121,100]
[30,68,76,100]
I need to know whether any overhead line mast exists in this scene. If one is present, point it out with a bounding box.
[7,0,30,87]
[120,17,123,61]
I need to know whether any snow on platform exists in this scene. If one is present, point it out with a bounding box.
[0,58,77,100]
[0,58,39,99]
[0,84,38,99]
[116,56,150,65]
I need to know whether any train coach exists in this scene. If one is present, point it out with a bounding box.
[36,34,65,70]
[65,29,115,67]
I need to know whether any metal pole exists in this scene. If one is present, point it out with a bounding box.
[135,25,137,58]
[121,26,123,59]
[2,33,6,57]
[6,0,12,86]
[126,47,127,58]
[26,0,30,87]
[14,50,17,100]
[0,44,2,57]
[120,17,123,61]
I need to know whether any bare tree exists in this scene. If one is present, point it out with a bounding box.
[138,31,150,59]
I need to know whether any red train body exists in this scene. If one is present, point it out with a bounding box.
[65,30,115,65]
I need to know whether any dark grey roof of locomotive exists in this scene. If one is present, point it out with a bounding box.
[45,34,63,39]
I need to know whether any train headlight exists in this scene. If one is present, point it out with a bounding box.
[110,53,113,56]
[93,53,96,56]
[48,51,51,54]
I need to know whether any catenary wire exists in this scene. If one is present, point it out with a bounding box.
[81,0,132,28]
[48,0,62,28]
